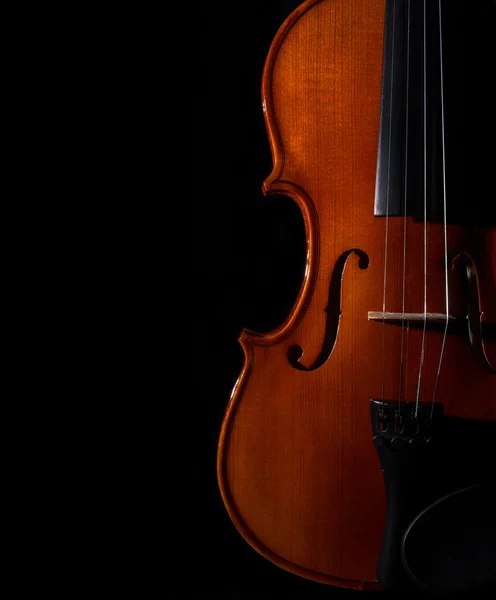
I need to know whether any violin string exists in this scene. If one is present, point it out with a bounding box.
[431,0,449,417]
[415,0,428,417]
[398,0,411,410]
[381,0,397,409]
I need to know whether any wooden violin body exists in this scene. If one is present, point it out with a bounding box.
[218,0,495,590]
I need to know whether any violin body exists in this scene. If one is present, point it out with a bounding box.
[218,0,495,590]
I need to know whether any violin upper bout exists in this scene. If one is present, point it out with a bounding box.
[261,0,385,194]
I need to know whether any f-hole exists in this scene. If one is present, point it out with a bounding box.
[288,249,369,371]
[451,249,496,375]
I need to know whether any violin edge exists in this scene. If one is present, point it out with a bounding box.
[240,179,319,347]
[261,0,325,187]
[217,0,383,589]
[239,0,326,347]
[216,337,382,590]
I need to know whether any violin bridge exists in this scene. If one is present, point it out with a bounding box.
[368,312,457,323]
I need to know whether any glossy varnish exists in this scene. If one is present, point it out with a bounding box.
[217,0,496,589]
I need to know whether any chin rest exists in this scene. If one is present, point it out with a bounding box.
[401,482,496,594]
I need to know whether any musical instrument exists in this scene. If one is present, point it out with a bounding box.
[217,0,496,592]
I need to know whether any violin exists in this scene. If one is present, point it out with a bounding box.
[217,0,496,592]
